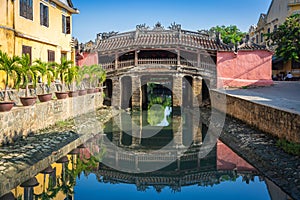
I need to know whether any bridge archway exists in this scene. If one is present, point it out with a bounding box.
[202,79,210,103]
[103,79,113,106]
[140,75,173,111]
[121,76,132,109]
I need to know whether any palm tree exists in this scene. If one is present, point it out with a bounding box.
[54,57,73,92]
[66,65,79,92]
[18,54,41,98]
[0,50,21,102]
[91,65,106,88]
[33,59,55,95]
[77,65,88,90]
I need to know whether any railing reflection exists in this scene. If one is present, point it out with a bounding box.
[288,0,300,5]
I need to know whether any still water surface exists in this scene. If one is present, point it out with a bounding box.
[3,108,290,200]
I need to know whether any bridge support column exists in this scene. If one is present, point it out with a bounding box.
[193,119,202,145]
[111,77,121,108]
[173,75,183,110]
[131,112,142,148]
[173,115,183,147]
[193,77,202,107]
[131,76,142,111]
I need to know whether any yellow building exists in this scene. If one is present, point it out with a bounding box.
[0,0,79,62]
[251,0,300,77]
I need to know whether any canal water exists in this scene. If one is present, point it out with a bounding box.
[1,105,291,200]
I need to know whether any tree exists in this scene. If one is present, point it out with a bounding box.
[268,14,300,62]
[18,54,41,97]
[33,59,55,94]
[0,51,22,101]
[54,57,73,91]
[203,25,246,45]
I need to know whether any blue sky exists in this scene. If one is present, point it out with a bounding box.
[71,0,272,43]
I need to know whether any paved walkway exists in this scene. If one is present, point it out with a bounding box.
[224,81,300,114]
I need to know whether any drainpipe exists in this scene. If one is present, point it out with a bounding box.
[12,0,16,56]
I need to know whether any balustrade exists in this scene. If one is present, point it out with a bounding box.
[101,58,215,71]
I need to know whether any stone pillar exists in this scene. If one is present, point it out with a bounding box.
[197,52,201,68]
[131,76,141,111]
[113,114,121,146]
[193,77,202,107]
[173,115,183,147]
[111,77,121,108]
[193,118,202,145]
[131,112,142,148]
[172,75,183,110]
[115,53,118,69]
[135,51,138,66]
[177,49,181,65]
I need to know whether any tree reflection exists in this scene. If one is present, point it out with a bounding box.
[147,83,172,126]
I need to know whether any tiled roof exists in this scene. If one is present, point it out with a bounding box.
[237,42,267,51]
[58,0,72,8]
[97,29,232,53]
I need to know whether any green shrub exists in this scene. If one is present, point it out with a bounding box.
[276,139,300,156]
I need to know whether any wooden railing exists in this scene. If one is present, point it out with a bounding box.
[138,58,177,65]
[102,58,215,71]
[118,60,135,68]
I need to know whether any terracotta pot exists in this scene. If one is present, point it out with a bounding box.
[37,93,52,102]
[55,92,69,99]
[94,88,100,93]
[20,96,37,106]
[78,89,87,96]
[87,88,95,94]
[0,101,14,112]
[68,91,79,97]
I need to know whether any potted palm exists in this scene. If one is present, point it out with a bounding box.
[86,65,97,94]
[77,65,87,96]
[34,59,55,102]
[18,54,40,106]
[0,51,21,112]
[54,58,72,99]
[93,65,106,93]
[66,65,79,97]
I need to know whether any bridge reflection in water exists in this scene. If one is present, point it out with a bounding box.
[4,110,291,200]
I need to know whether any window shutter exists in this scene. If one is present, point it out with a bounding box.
[44,5,49,27]
[22,45,32,65]
[48,50,55,62]
[62,15,66,33]
[40,3,43,25]
[66,16,71,34]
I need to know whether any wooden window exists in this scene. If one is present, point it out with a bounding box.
[256,35,259,44]
[260,33,264,43]
[48,50,55,62]
[20,0,33,20]
[274,25,277,31]
[62,15,71,34]
[292,59,300,69]
[40,3,49,27]
[22,45,32,64]
[61,52,67,60]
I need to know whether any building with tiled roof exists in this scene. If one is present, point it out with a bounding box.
[0,0,79,89]
[250,0,300,77]
[77,23,273,109]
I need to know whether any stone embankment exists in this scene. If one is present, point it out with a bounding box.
[211,89,300,143]
[0,92,103,146]
[0,108,113,196]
